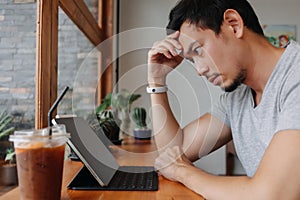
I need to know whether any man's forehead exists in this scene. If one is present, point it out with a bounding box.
[178,32,196,44]
[178,22,202,47]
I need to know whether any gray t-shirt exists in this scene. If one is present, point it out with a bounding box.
[210,41,300,177]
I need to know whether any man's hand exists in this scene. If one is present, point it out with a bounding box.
[148,31,183,86]
[154,146,193,181]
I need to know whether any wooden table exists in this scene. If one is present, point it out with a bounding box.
[0,138,204,200]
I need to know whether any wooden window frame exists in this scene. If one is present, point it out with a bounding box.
[35,0,114,128]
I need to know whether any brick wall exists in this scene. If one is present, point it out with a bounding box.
[0,0,99,129]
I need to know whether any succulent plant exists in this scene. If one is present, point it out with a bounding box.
[95,89,141,135]
[5,148,15,164]
[0,110,14,140]
[0,110,15,163]
[132,107,147,129]
[99,118,120,141]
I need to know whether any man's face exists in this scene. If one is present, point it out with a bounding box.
[178,22,246,92]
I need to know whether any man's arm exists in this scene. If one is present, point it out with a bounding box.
[156,130,300,200]
[151,90,231,160]
[150,92,183,150]
[148,31,232,159]
[147,31,184,152]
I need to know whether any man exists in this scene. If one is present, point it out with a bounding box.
[148,0,300,199]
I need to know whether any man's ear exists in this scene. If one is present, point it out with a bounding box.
[223,9,244,38]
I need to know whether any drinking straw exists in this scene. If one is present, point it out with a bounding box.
[47,86,69,135]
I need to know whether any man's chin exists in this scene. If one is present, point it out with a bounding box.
[221,73,245,92]
[222,82,241,92]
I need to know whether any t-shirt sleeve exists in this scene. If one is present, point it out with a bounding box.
[209,93,231,128]
[276,70,300,132]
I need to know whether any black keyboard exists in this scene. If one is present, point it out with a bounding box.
[109,169,157,190]
[67,166,158,191]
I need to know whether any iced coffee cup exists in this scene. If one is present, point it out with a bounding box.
[9,125,69,200]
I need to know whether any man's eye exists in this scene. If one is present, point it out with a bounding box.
[194,47,202,54]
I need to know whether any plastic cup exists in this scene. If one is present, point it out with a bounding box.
[9,125,69,200]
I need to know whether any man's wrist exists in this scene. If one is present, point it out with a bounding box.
[174,163,194,183]
[174,164,188,182]
[148,77,166,87]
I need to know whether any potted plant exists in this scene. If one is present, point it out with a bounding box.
[0,110,17,186]
[132,107,152,140]
[95,89,141,143]
[97,110,121,144]
[110,89,141,134]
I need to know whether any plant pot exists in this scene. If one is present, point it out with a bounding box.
[100,118,121,145]
[133,129,152,140]
[0,163,18,186]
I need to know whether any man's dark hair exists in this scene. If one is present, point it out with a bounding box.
[166,0,264,36]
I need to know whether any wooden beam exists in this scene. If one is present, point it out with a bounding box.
[99,0,114,36]
[35,0,114,127]
[98,0,114,103]
[59,0,105,46]
[35,0,59,129]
